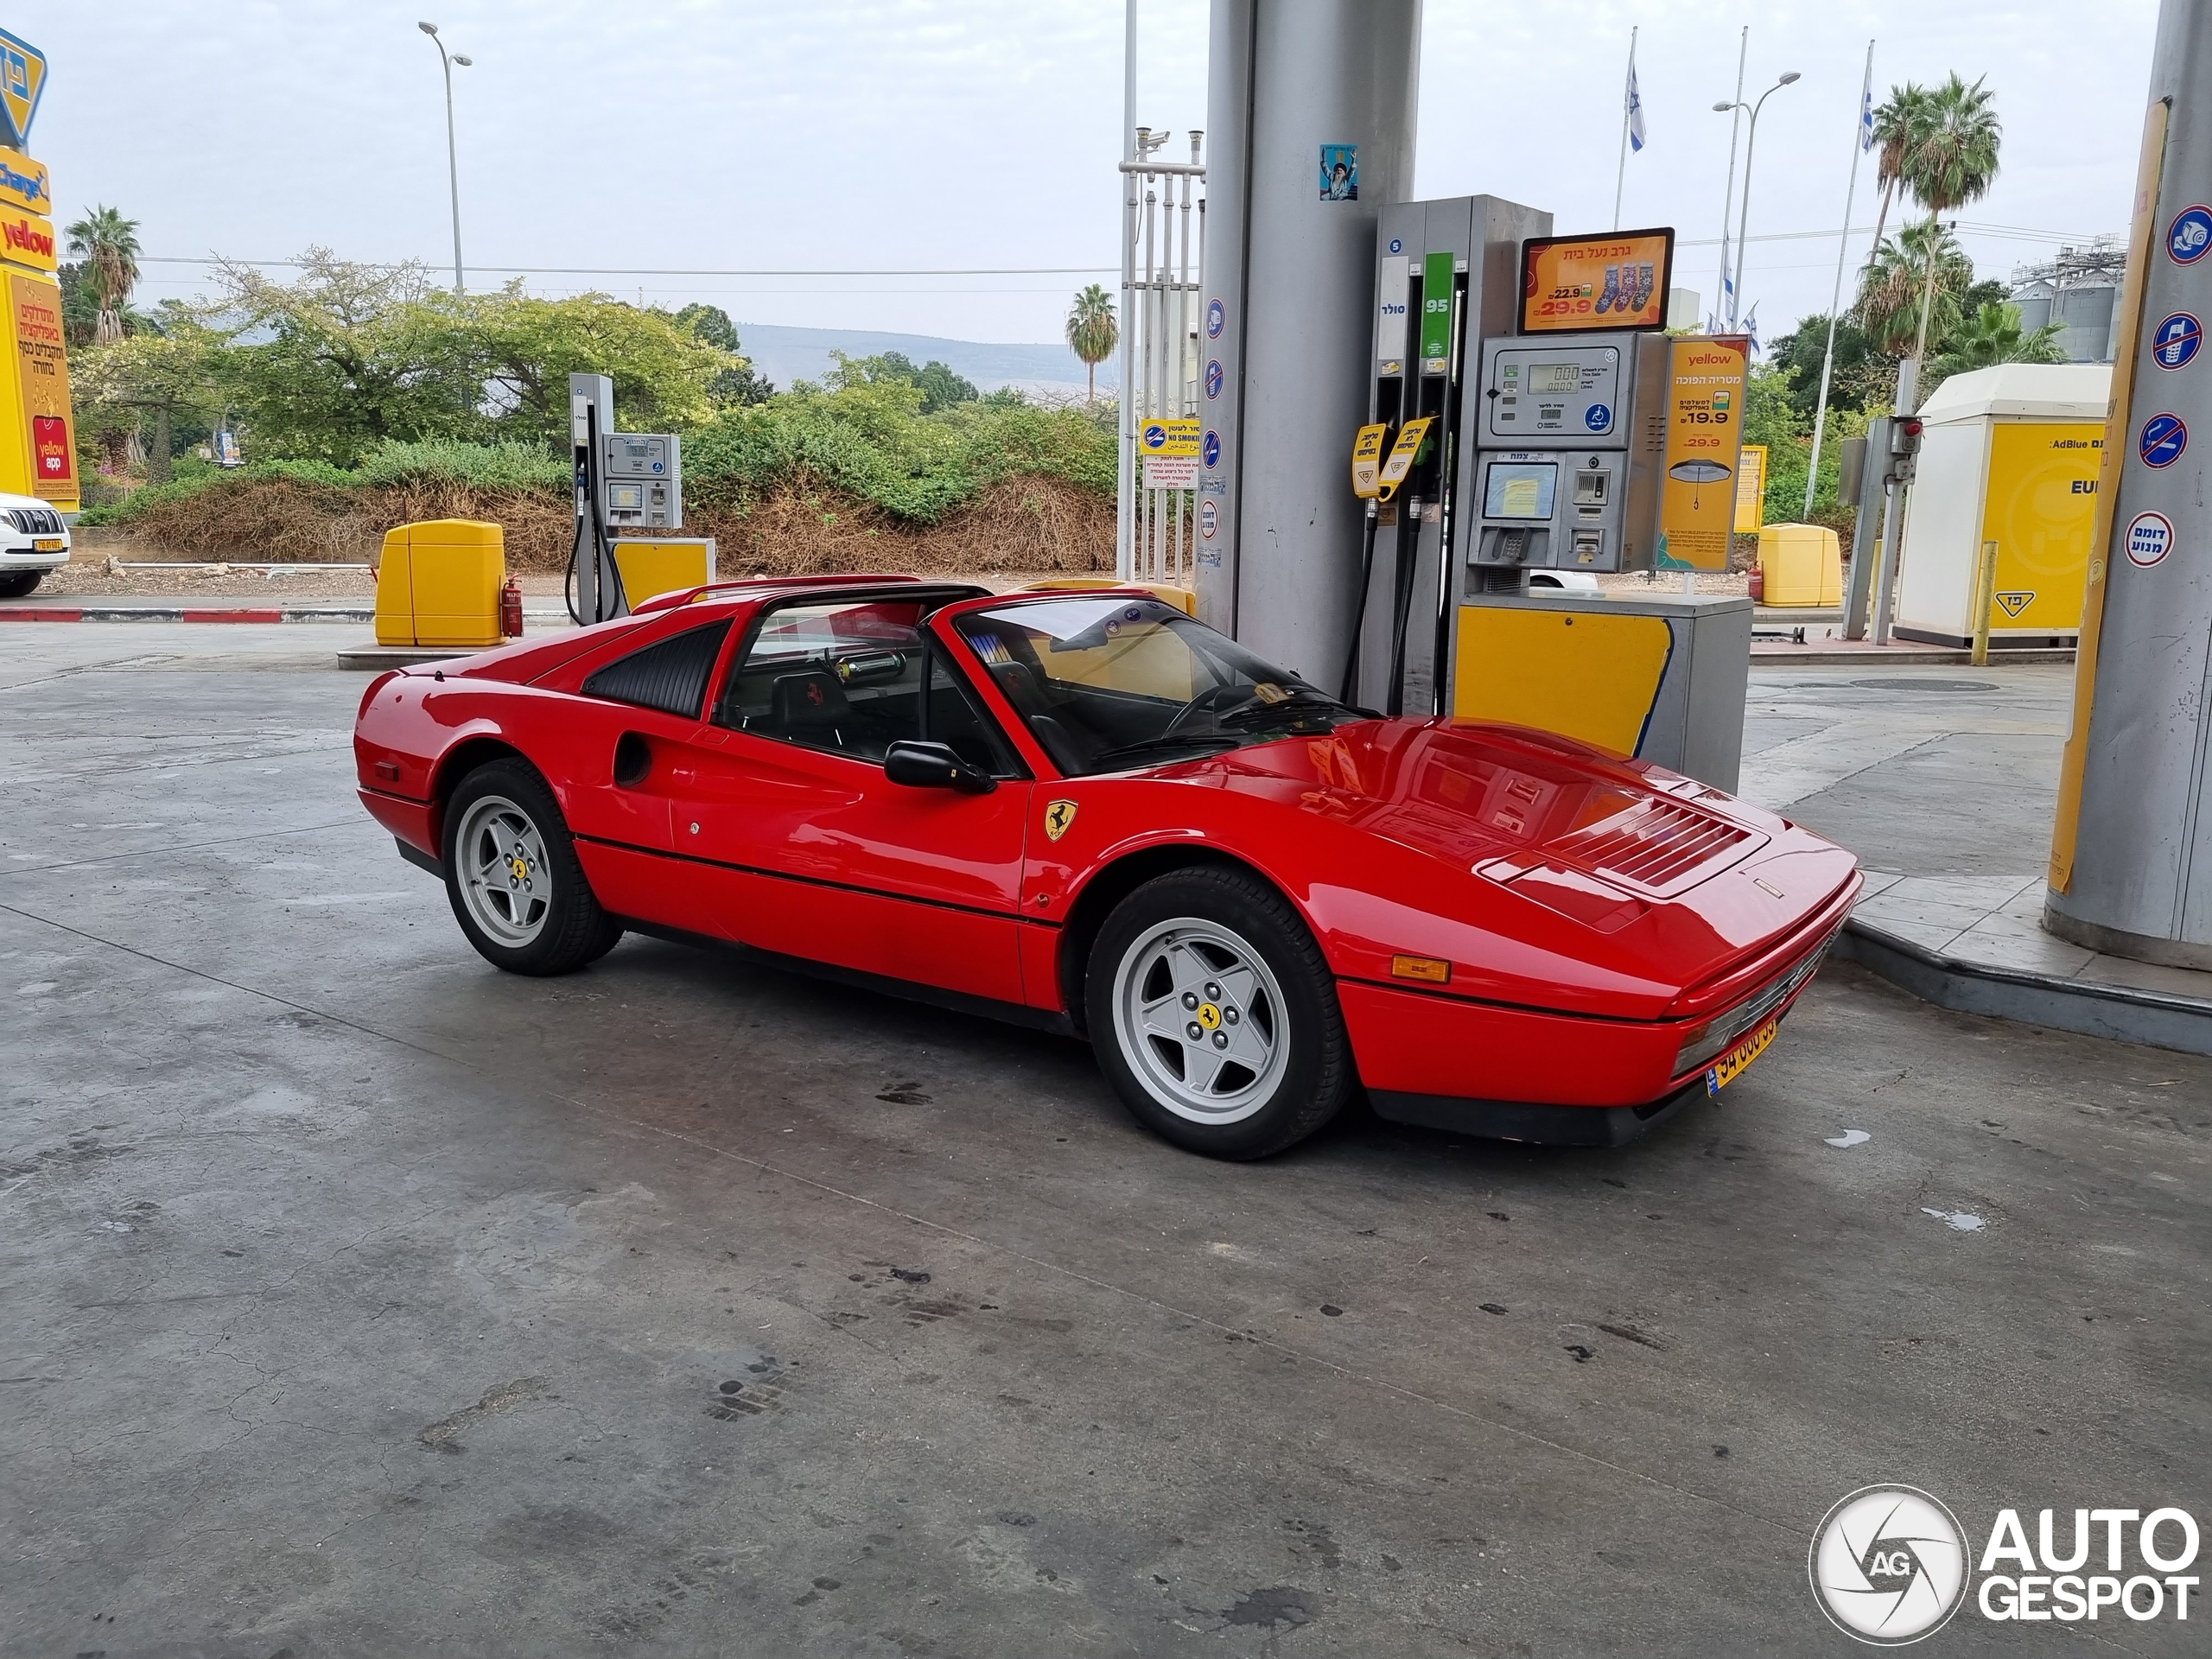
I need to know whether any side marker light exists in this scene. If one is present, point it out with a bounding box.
[1390,955,1451,984]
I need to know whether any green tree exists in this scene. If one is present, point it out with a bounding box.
[1899,74,2003,359]
[71,324,222,483]
[1857,220,1973,355]
[827,350,978,414]
[1864,84,1936,268]
[672,302,774,404]
[63,205,142,346]
[1768,311,1887,424]
[1064,283,1118,406]
[211,250,483,464]
[1928,301,2063,385]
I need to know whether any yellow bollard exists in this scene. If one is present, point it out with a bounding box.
[1970,538,1999,667]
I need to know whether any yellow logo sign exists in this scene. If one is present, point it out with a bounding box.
[509,855,530,881]
[1140,417,1201,459]
[0,152,48,215]
[1197,1002,1222,1030]
[1656,334,1749,574]
[0,29,47,149]
[1043,799,1078,842]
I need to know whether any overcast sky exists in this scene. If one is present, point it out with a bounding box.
[34,0,2158,351]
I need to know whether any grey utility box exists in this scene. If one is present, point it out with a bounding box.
[1450,590,1752,793]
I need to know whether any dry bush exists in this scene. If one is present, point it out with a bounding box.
[120,474,1116,575]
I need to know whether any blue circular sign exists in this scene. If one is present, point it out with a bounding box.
[1201,429,1222,470]
[2152,312,2202,371]
[2140,412,2189,468]
[1205,298,1225,339]
[1205,359,1224,399]
[1584,403,1612,433]
[1141,422,1166,451]
[2169,205,2212,264]
[1389,238,1403,254]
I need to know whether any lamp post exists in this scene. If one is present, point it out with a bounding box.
[418,22,472,294]
[1713,72,1801,332]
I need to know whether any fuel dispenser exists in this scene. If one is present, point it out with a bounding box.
[569,372,688,625]
[1350,217,1753,790]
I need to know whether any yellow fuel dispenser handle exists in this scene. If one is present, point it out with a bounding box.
[1351,422,1389,499]
[1375,416,1434,504]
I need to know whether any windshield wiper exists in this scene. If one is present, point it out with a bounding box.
[1211,690,1346,726]
[1083,733,1242,771]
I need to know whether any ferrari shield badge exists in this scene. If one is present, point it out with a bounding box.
[1044,799,1078,842]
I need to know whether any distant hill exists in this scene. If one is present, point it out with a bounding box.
[731,322,1118,400]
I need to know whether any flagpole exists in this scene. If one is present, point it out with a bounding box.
[1716,27,1748,328]
[1804,40,1876,520]
[1612,28,1637,232]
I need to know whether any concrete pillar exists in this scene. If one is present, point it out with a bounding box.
[1196,0,1421,683]
[2047,0,2212,968]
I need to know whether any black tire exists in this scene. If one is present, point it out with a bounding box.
[442,758,622,976]
[1085,865,1351,1159]
[0,569,42,597]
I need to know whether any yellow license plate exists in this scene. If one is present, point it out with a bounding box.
[1707,1017,1778,1095]
[34,537,63,551]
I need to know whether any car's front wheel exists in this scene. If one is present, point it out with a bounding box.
[1086,865,1351,1159]
[0,569,43,598]
[442,758,622,975]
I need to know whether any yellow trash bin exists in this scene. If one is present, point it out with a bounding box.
[1757,522,1842,608]
[375,519,505,648]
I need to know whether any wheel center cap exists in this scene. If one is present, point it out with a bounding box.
[509,855,530,881]
[1197,1003,1222,1031]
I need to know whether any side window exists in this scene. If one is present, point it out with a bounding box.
[581,620,732,719]
[715,599,926,762]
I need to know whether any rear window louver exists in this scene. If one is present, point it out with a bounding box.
[1552,797,1763,898]
[582,620,732,720]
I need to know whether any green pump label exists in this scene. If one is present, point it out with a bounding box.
[1420,251,1455,374]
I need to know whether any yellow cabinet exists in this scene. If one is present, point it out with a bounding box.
[1757,522,1842,607]
[375,519,505,648]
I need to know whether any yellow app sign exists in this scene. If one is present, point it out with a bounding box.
[1376,417,1433,503]
[1656,336,1749,574]
[1350,422,1389,499]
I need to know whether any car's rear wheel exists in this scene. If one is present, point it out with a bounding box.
[0,569,42,598]
[443,759,622,975]
[1086,865,1351,1159]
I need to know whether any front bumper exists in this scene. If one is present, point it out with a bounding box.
[1343,911,1848,1146]
[0,537,69,570]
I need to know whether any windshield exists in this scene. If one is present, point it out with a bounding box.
[952,595,1359,776]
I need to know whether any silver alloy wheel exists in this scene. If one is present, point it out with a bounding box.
[454,792,552,948]
[1110,915,1290,1125]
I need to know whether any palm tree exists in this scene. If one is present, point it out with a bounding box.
[1857,221,1973,354]
[1899,74,2002,360]
[64,206,142,346]
[1928,301,2063,384]
[1863,84,1935,267]
[1065,283,1118,406]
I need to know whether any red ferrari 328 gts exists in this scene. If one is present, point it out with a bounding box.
[353,577,1859,1159]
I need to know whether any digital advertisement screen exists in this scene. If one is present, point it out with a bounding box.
[1520,227,1675,334]
[1484,461,1557,520]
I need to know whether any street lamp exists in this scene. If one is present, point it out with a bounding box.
[1713,71,1800,333]
[418,22,472,294]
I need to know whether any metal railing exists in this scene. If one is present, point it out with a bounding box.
[1117,130,1205,586]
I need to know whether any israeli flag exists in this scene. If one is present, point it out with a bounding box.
[1745,303,1762,355]
[1627,62,1646,153]
[1861,86,1876,152]
[1721,265,1736,324]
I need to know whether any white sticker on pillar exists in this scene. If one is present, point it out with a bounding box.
[2126,509,2175,568]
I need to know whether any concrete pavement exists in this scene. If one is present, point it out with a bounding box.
[1,629,2205,1656]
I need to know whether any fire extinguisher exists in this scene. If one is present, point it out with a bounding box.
[1747,563,1765,604]
[500,576,524,639]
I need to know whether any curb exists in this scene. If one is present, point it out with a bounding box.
[1751,646,2077,667]
[1,606,349,623]
[1834,918,2212,1058]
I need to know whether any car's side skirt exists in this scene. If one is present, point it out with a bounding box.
[611,914,1080,1039]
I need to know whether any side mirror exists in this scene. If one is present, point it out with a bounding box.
[884,739,997,795]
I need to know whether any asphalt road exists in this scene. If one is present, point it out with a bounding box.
[2,629,2205,1656]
